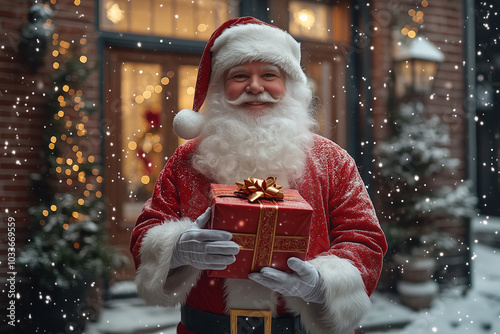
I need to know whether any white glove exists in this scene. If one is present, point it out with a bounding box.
[170,208,240,270]
[248,257,326,304]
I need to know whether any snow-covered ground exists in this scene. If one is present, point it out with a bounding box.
[85,216,500,334]
[361,243,500,334]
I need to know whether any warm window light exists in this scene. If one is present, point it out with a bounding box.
[294,8,315,29]
[141,175,150,184]
[198,24,208,32]
[106,2,125,24]
[135,95,145,104]
[401,25,418,39]
[60,40,70,49]
[128,141,137,150]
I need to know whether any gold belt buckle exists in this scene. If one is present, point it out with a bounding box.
[230,309,272,334]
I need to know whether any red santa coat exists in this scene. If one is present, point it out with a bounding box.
[130,134,387,334]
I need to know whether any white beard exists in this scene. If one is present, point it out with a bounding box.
[192,80,317,187]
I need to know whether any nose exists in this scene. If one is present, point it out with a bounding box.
[246,75,265,94]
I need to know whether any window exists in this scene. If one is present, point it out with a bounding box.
[99,0,238,40]
[276,0,351,147]
[288,0,350,43]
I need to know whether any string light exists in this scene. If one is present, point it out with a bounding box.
[37,27,107,261]
[401,1,429,38]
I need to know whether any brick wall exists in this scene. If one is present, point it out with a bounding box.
[0,0,98,327]
[370,0,467,214]
[369,0,470,288]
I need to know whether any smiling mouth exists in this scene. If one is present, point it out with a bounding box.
[245,101,266,105]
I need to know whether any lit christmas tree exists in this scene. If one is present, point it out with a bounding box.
[18,14,124,332]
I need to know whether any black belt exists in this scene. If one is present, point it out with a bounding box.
[181,304,303,334]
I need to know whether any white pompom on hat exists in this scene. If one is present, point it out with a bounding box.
[173,16,306,140]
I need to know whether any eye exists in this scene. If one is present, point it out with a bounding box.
[230,73,248,82]
[263,72,280,80]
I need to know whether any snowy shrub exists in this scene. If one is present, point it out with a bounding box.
[376,102,459,186]
[18,193,126,289]
[375,101,477,254]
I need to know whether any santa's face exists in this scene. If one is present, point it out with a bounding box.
[193,68,316,186]
[224,61,285,112]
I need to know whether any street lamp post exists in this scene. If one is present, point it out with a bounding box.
[393,36,445,100]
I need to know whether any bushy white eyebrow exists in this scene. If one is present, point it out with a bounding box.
[226,66,246,77]
[226,64,282,77]
[262,65,281,73]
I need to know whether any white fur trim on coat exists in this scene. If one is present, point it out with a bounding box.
[135,218,202,307]
[284,255,371,334]
[224,278,279,315]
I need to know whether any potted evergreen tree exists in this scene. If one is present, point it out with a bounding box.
[376,101,477,309]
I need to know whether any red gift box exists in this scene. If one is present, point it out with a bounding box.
[207,183,313,279]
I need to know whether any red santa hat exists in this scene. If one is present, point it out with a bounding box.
[173,16,307,140]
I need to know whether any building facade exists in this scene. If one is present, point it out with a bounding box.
[1,0,489,329]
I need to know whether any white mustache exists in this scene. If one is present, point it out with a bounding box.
[226,92,281,106]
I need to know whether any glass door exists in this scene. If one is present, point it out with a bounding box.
[103,48,200,246]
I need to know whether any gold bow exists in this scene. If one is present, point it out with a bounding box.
[235,177,284,203]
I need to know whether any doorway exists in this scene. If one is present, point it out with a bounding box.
[103,47,200,249]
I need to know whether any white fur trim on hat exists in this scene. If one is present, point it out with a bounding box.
[173,108,205,140]
[210,23,307,85]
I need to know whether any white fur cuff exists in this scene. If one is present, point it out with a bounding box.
[135,218,202,307]
[285,255,371,334]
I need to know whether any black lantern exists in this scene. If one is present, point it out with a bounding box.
[394,36,444,99]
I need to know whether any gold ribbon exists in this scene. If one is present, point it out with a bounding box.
[235,177,284,203]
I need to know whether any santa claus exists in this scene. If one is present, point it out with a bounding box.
[130,17,387,334]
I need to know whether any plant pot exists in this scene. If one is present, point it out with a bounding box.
[393,253,437,282]
[397,280,439,310]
